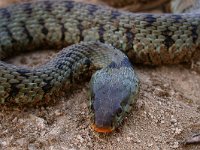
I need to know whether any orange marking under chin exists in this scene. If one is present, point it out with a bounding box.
[91,124,114,133]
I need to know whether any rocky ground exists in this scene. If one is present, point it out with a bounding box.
[0,0,200,149]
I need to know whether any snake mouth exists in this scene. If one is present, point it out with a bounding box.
[91,124,114,133]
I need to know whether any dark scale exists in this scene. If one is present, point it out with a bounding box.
[83,59,92,68]
[98,24,105,43]
[21,3,33,15]
[87,4,98,16]
[120,57,132,68]
[38,18,49,36]
[38,18,45,25]
[17,69,31,78]
[162,28,175,49]
[191,24,198,43]
[8,83,20,98]
[64,1,74,12]
[111,10,121,19]
[3,25,17,44]
[108,61,118,68]
[108,57,131,69]
[125,27,135,50]
[41,27,48,36]
[144,14,157,27]
[77,21,84,41]
[56,63,64,70]
[60,23,66,41]
[64,52,72,58]
[20,21,33,42]
[0,8,11,18]
[44,1,52,12]
[42,78,53,93]
[172,15,182,23]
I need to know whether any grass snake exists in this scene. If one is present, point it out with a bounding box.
[0,0,199,133]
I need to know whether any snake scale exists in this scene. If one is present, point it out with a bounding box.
[0,0,200,133]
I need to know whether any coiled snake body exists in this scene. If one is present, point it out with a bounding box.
[0,0,199,132]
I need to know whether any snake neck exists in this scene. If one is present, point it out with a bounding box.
[0,41,136,104]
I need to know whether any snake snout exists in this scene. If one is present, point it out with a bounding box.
[92,112,115,133]
[90,102,125,133]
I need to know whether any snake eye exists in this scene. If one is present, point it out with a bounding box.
[116,107,123,117]
[120,94,129,107]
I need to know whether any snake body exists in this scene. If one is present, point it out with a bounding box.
[0,0,200,132]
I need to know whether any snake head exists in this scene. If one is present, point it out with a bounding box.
[89,66,139,133]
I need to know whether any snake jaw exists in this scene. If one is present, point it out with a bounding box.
[91,124,114,133]
[89,110,115,133]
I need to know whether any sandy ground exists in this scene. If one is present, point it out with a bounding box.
[0,0,200,150]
